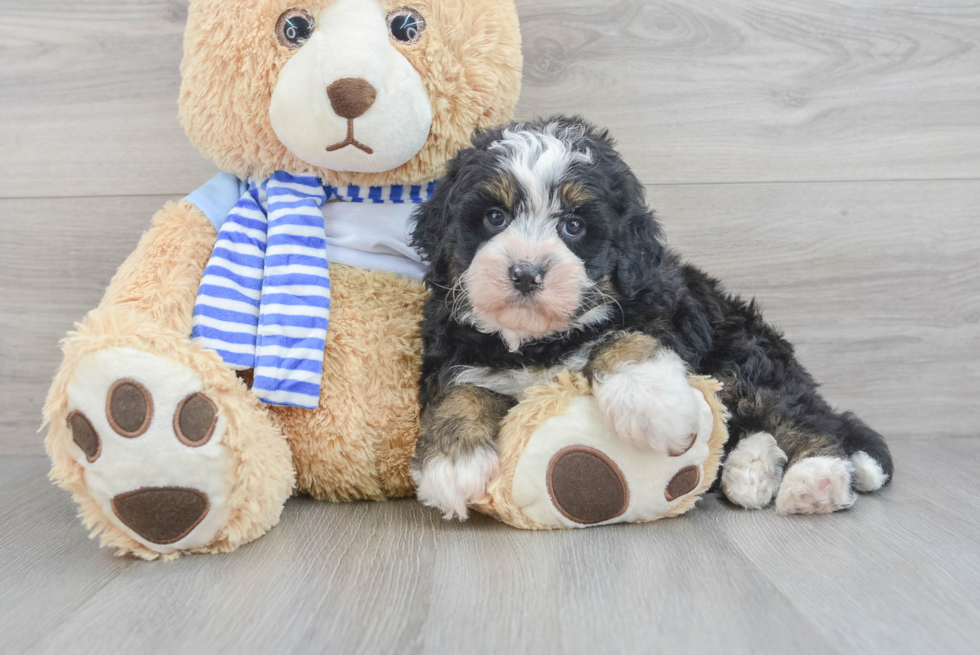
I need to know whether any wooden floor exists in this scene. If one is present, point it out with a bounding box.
[1,1,978,653]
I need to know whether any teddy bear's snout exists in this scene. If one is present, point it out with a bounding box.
[327,77,378,120]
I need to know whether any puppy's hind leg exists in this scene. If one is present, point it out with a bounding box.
[772,424,857,515]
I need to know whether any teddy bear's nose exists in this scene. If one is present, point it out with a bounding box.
[327,77,378,120]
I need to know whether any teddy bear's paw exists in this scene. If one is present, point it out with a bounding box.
[721,432,788,509]
[775,456,857,515]
[412,448,500,521]
[592,350,700,456]
[64,348,234,554]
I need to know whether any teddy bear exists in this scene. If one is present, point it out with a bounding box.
[43,0,728,560]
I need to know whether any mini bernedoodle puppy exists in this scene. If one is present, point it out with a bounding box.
[410,116,893,520]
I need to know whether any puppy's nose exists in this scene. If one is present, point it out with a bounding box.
[327,77,377,120]
[511,264,545,295]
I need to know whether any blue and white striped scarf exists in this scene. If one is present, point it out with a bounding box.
[191,172,435,409]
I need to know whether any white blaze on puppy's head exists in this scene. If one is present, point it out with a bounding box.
[460,124,602,351]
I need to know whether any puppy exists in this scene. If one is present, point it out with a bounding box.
[410,116,893,520]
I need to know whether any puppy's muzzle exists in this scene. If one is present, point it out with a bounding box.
[510,263,545,295]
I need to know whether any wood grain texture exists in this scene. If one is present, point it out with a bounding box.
[0,195,179,453]
[1,1,979,198]
[3,437,979,654]
[516,0,980,184]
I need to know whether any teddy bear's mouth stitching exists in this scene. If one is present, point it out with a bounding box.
[326,118,374,155]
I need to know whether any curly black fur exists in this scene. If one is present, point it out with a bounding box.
[411,115,893,486]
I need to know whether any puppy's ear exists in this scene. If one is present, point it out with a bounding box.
[411,148,480,268]
[615,210,664,298]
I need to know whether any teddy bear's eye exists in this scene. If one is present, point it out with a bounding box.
[276,9,316,49]
[387,8,426,45]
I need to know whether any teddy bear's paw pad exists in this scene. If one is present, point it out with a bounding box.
[106,379,153,437]
[665,465,701,502]
[509,391,717,529]
[721,432,788,509]
[64,348,233,553]
[111,487,210,545]
[547,446,629,524]
[68,411,102,463]
[775,456,856,515]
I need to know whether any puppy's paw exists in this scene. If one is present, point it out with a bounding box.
[775,456,856,515]
[412,448,500,521]
[592,350,699,455]
[721,432,788,509]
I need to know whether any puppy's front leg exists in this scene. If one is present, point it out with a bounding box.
[586,333,701,456]
[411,385,512,520]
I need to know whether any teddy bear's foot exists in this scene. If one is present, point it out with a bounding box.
[721,432,788,510]
[592,350,701,456]
[494,384,720,529]
[46,309,294,559]
[774,456,857,515]
[64,348,237,552]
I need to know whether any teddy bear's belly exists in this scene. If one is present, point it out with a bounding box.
[269,263,428,501]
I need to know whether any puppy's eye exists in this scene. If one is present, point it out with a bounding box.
[276,9,315,49]
[560,218,586,240]
[387,8,426,44]
[484,209,510,231]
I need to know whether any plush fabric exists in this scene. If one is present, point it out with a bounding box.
[44,203,295,560]
[43,0,523,558]
[179,0,523,187]
[472,372,730,530]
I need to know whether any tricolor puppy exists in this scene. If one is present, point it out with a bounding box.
[410,116,894,520]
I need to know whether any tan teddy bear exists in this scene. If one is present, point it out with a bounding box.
[43,0,728,560]
[43,0,522,559]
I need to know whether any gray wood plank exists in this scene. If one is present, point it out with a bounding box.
[2,1,979,199]
[0,457,134,654]
[516,0,980,184]
[3,181,976,453]
[3,437,979,654]
[714,442,980,654]
[419,509,835,654]
[0,195,178,453]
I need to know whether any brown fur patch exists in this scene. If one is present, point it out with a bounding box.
[486,176,517,208]
[558,181,593,206]
[584,332,661,380]
[415,385,512,466]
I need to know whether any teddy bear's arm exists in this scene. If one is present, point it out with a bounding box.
[98,200,217,333]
